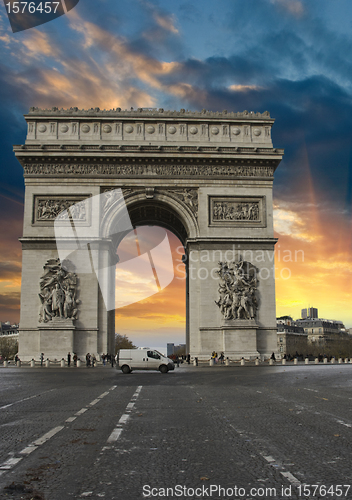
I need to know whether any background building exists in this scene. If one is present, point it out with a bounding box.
[301,307,318,319]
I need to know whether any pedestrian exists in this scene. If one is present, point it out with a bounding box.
[40,353,44,366]
[111,353,114,368]
[67,352,71,367]
[175,355,180,368]
[86,353,91,367]
[186,354,190,365]
[92,354,96,368]
[102,353,106,366]
[73,353,78,367]
[219,352,224,364]
[270,352,276,362]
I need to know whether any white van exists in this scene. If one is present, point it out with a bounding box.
[118,348,175,374]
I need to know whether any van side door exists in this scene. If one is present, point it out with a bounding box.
[146,350,161,369]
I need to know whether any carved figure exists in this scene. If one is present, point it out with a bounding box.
[215,260,258,321]
[38,259,80,323]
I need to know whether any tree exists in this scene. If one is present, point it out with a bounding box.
[0,337,18,360]
[115,333,136,354]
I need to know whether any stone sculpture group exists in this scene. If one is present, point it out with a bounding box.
[38,258,80,323]
[215,260,258,320]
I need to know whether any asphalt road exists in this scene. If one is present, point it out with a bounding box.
[0,363,352,500]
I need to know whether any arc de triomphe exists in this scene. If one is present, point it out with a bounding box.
[14,108,283,361]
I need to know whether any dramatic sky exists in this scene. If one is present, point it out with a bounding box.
[0,0,351,346]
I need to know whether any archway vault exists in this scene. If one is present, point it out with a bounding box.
[102,189,199,248]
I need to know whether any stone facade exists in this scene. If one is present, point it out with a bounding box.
[15,108,283,361]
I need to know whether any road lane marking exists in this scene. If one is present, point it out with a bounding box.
[107,428,123,443]
[280,471,301,486]
[33,425,64,446]
[75,408,88,416]
[106,386,142,443]
[0,389,56,410]
[336,419,352,428]
[0,457,23,469]
[89,399,100,406]
[98,392,109,398]
[66,416,77,423]
[20,445,38,455]
[1,384,119,476]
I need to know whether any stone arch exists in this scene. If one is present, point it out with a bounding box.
[101,190,199,248]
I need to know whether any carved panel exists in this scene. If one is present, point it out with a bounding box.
[209,196,266,227]
[33,195,91,225]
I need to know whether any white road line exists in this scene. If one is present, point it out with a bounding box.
[89,399,100,406]
[33,426,64,446]
[281,471,301,486]
[107,428,123,443]
[98,392,109,398]
[0,457,23,470]
[75,408,88,416]
[0,389,56,410]
[20,445,38,455]
[118,414,130,425]
[263,455,276,463]
[336,419,352,428]
[66,416,77,423]
[303,388,318,393]
[106,386,142,443]
[110,385,117,391]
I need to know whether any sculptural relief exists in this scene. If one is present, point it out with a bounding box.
[215,260,258,321]
[36,198,87,221]
[38,259,80,323]
[170,189,198,217]
[213,201,259,221]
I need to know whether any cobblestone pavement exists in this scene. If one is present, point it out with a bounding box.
[0,363,352,499]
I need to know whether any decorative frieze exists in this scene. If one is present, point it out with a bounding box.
[24,163,275,178]
[209,196,266,227]
[33,196,90,224]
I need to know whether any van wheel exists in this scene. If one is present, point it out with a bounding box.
[121,365,131,374]
[160,365,168,374]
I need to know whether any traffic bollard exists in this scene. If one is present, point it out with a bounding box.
[77,359,81,367]
[255,358,260,366]
[225,357,229,366]
[345,358,349,364]
[209,358,214,366]
[17,360,21,367]
[282,358,286,365]
[305,358,309,364]
[240,358,245,366]
[45,359,50,367]
[338,358,343,364]
[294,358,298,365]
[269,358,274,365]
[61,359,65,368]
[315,358,319,364]
[30,359,35,367]
[3,360,7,367]
[323,358,327,364]
[331,357,335,364]
[193,359,197,366]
